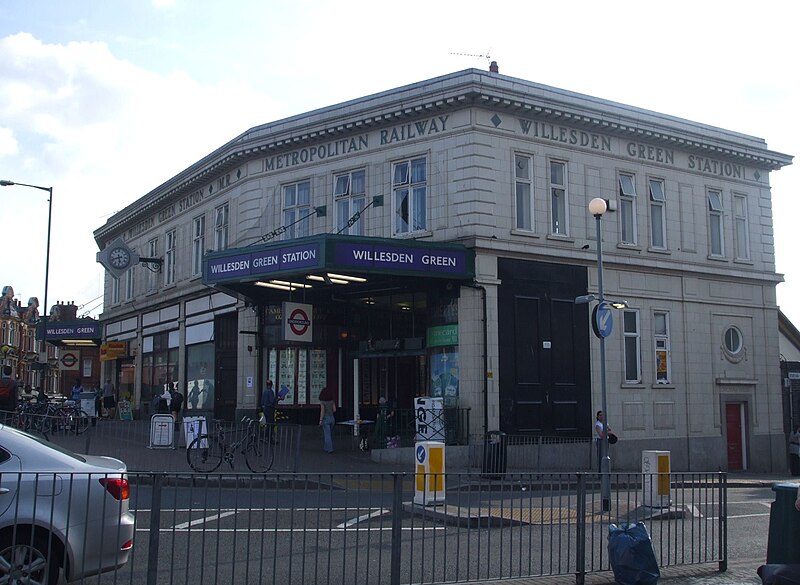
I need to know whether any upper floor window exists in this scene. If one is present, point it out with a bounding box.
[124,266,136,301]
[648,178,666,249]
[393,157,427,234]
[283,181,311,240]
[707,189,724,256]
[514,154,533,231]
[733,194,750,260]
[619,173,637,245]
[165,229,177,286]
[214,204,229,251]
[550,160,568,235]
[623,309,641,383]
[192,215,205,277]
[146,239,158,292]
[335,170,366,236]
[653,310,671,384]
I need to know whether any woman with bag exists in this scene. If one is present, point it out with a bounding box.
[318,387,336,454]
[594,410,616,472]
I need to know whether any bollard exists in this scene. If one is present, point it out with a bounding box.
[766,482,800,563]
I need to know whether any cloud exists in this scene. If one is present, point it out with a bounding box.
[0,127,17,156]
[0,32,274,314]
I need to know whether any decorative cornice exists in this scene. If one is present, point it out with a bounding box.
[94,70,792,243]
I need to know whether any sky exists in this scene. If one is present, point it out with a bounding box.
[1,0,798,328]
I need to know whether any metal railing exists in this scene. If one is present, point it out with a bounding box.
[371,407,471,449]
[0,470,726,585]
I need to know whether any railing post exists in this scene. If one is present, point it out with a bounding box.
[719,472,727,572]
[390,472,403,585]
[147,473,163,585]
[575,473,586,585]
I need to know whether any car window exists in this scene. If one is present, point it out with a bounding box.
[0,425,87,463]
[0,446,10,464]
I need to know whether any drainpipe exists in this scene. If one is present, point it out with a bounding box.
[256,303,264,406]
[466,282,489,435]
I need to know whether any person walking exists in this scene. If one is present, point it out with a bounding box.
[170,383,184,424]
[789,426,800,476]
[261,379,283,444]
[0,365,18,421]
[71,378,83,402]
[594,410,614,472]
[318,387,337,453]
[102,379,117,419]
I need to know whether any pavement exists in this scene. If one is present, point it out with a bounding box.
[60,418,800,487]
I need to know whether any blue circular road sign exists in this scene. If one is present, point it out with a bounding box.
[592,303,614,338]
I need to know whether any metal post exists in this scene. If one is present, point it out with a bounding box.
[390,473,403,585]
[146,473,163,585]
[575,473,587,585]
[595,212,611,512]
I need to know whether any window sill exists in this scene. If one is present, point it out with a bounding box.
[733,258,753,266]
[706,255,729,262]
[510,229,540,239]
[394,230,432,240]
[145,289,159,297]
[546,234,575,243]
[617,243,642,252]
[621,383,645,389]
[647,247,671,255]
[651,383,675,389]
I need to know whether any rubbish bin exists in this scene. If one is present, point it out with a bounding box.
[766,482,800,563]
[482,431,507,477]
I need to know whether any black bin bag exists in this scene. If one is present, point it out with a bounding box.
[758,564,800,585]
[608,522,660,585]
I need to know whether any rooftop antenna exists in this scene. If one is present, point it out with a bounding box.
[449,49,498,73]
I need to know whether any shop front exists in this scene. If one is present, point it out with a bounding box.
[203,234,474,423]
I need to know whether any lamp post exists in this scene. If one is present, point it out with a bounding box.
[587,197,612,511]
[0,180,53,393]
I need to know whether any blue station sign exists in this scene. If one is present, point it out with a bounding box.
[203,234,474,286]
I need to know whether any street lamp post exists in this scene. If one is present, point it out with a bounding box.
[588,197,612,511]
[0,180,53,393]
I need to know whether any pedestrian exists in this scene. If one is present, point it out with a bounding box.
[594,410,615,472]
[260,379,283,444]
[0,364,18,421]
[790,426,800,476]
[170,382,184,426]
[71,378,83,402]
[318,387,337,453]
[102,378,117,419]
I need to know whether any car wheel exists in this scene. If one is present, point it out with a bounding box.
[0,529,60,585]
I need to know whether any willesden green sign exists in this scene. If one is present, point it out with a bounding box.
[427,325,458,348]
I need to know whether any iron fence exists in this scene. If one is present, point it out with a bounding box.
[0,468,727,585]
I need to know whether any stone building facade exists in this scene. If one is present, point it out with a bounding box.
[94,69,792,471]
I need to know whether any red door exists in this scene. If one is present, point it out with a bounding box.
[725,403,744,471]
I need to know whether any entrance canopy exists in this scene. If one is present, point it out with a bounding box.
[203,234,475,301]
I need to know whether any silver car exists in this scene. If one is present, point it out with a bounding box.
[0,424,135,584]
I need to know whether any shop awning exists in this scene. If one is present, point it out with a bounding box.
[202,234,475,301]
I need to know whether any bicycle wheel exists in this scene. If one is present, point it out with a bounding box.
[72,409,91,434]
[187,434,223,472]
[245,426,274,473]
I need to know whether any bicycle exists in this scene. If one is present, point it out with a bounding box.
[186,417,274,473]
[51,399,91,435]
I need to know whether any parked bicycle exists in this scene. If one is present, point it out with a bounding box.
[186,417,274,473]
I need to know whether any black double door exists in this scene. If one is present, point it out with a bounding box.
[498,259,591,436]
